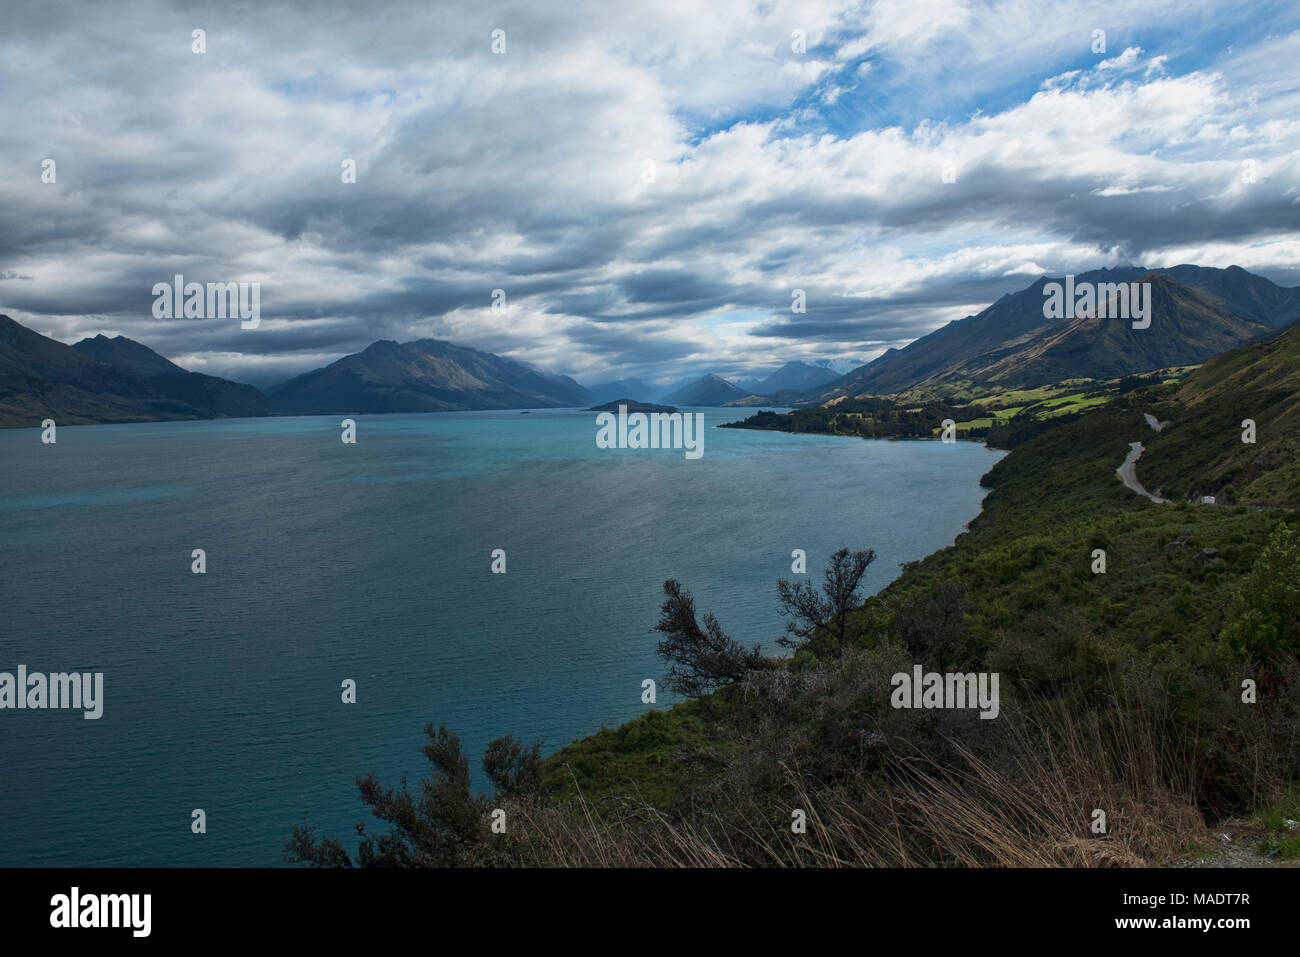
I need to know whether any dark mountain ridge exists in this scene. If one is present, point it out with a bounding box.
[0,315,270,426]
[270,337,593,414]
[800,264,1298,404]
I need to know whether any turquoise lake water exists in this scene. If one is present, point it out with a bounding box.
[0,408,1003,865]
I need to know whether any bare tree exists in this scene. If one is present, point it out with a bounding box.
[776,547,876,658]
[653,579,769,699]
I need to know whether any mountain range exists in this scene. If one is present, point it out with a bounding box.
[733,359,851,395]
[2,264,1297,427]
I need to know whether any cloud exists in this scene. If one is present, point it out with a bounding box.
[1098,46,1144,71]
[0,0,1298,388]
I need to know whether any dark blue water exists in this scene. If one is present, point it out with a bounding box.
[0,409,1002,866]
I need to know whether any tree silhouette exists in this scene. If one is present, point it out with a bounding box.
[776,547,876,658]
[653,579,768,699]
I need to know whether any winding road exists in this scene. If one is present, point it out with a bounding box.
[1116,441,1167,503]
[1115,412,1170,503]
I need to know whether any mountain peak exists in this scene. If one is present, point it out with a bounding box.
[660,373,746,406]
[72,333,187,378]
[273,335,591,414]
[799,264,1296,402]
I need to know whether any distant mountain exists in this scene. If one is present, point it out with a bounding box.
[812,357,866,376]
[804,265,1296,403]
[1159,264,1300,329]
[72,334,270,418]
[736,360,842,395]
[271,338,593,414]
[659,374,748,406]
[586,377,655,404]
[0,316,271,427]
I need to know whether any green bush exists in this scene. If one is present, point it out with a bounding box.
[1219,522,1300,668]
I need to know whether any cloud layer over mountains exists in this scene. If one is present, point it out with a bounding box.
[2,0,1299,388]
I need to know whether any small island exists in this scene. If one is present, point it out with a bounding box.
[585,398,679,414]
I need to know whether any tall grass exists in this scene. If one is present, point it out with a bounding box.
[509,690,1214,868]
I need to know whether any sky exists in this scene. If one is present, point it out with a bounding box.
[2,0,1299,389]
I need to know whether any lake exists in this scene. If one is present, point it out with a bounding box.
[0,408,1003,865]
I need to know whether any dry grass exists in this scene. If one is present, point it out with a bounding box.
[505,693,1214,868]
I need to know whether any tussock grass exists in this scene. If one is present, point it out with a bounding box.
[512,691,1213,868]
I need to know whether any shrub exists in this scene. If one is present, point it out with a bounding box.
[1219,522,1300,669]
